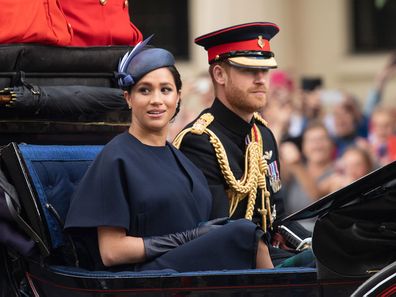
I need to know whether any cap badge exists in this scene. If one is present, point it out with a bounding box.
[258,35,265,49]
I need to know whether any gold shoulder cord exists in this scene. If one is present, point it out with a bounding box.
[253,112,268,127]
[173,112,273,231]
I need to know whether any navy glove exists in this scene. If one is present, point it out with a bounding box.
[143,217,229,260]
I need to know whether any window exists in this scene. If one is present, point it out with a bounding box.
[129,0,189,60]
[352,0,396,53]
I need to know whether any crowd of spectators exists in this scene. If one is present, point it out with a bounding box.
[268,51,396,230]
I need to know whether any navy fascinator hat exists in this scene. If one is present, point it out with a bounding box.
[117,35,176,90]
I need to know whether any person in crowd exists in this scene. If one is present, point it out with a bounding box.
[262,69,296,144]
[320,146,375,194]
[363,51,396,166]
[64,37,274,272]
[368,107,396,166]
[280,122,335,231]
[363,51,396,122]
[173,22,313,266]
[330,92,368,157]
[300,78,324,121]
[287,77,324,149]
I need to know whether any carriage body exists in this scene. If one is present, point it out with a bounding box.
[0,44,395,297]
[0,142,383,297]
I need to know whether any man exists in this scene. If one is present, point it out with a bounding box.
[173,22,311,266]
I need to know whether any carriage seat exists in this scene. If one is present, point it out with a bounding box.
[1,143,103,258]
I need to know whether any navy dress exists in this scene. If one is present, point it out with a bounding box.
[65,132,261,272]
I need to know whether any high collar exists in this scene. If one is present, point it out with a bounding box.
[210,98,253,138]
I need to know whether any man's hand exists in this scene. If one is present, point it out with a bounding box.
[271,232,295,251]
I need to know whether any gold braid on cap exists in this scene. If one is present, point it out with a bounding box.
[173,112,273,231]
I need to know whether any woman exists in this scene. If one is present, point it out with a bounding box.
[331,94,368,157]
[64,37,273,272]
[320,146,375,193]
[281,122,335,231]
[368,107,396,166]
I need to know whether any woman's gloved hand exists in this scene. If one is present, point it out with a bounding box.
[143,217,229,260]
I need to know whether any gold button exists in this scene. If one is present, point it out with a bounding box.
[124,0,128,7]
[99,0,107,5]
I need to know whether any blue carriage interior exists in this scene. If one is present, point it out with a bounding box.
[1,142,365,296]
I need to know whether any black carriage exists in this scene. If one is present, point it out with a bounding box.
[1,44,395,297]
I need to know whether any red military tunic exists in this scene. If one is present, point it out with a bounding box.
[60,0,143,46]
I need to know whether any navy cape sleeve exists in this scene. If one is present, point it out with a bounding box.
[64,145,130,230]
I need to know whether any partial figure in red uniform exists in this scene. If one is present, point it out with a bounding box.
[60,0,143,46]
[0,0,142,46]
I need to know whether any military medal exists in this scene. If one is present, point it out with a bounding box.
[268,160,282,192]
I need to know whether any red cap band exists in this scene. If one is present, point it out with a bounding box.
[207,38,270,62]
